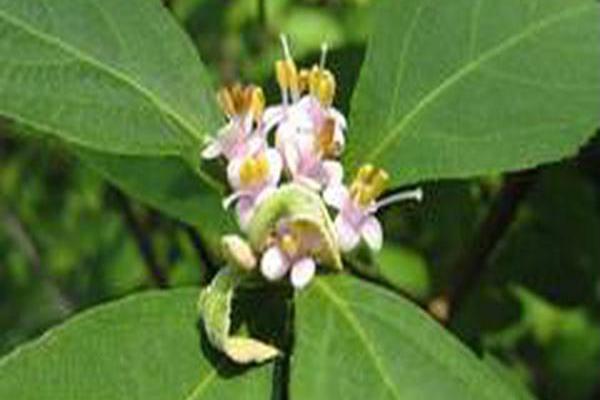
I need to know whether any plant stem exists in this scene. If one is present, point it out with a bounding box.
[444,170,538,322]
[111,189,169,289]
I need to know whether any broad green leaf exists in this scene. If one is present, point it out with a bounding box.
[346,0,600,186]
[0,0,221,155]
[0,289,272,400]
[293,275,526,399]
[76,147,233,236]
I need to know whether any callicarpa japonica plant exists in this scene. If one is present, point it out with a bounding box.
[0,0,598,399]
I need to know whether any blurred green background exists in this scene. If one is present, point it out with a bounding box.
[1,1,598,399]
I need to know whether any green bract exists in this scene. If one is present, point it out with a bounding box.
[247,183,343,271]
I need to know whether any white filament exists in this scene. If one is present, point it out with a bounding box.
[375,188,423,210]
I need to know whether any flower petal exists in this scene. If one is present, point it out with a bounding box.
[260,246,290,281]
[323,184,349,210]
[334,214,360,252]
[201,139,222,159]
[361,216,383,252]
[262,105,285,135]
[322,160,344,188]
[265,148,283,186]
[236,196,255,229]
[290,257,316,289]
[226,157,243,189]
[329,107,347,131]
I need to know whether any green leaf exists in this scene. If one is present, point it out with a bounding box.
[0,289,272,399]
[346,0,600,186]
[76,147,233,236]
[0,0,221,155]
[293,275,527,399]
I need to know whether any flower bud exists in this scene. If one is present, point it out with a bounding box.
[221,234,257,271]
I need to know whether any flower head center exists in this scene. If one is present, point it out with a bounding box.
[350,164,389,207]
[239,153,270,187]
[279,232,300,258]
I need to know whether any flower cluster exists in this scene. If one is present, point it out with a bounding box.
[202,36,422,289]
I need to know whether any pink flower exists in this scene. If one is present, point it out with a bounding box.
[324,165,423,252]
[223,148,283,228]
[259,222,322,289]
[202,84,266,161]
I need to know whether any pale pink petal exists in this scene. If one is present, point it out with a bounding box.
[236,197,255,229]
[262,105,285,134]
[361,216,383,252]
[201,140,222,159]
[329,107,347,131]
[323,184,349,210]
[296,175,322,192]
[265,148,283,186]
[290,257,316,289]
[222,192,242,210]
[335,214,360,252]
[322,160,343,187]
[226,157,243,190]
[282,140,300,176]
[260,246,290,281]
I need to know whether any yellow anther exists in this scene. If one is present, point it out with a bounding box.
[317,70,335,106]
[276,61,289,90]
[217,88,235,117]
[249,86,265,121]
[315,118,339,157]
[275,59,299,93]
[370,169,389,199]
[350,165,389,206]
[357,164,376,183]
[298,69,310,93]
[217,83,265,120]
[308,66,336,105]
[239,154,270,186]
[280,233,299,257]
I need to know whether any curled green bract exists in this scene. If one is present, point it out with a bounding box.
[198,267,280,364]
[198,183,342,364]
[247,183,343,271]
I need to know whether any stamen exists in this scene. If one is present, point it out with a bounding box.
[374,188,424,210]
[320,43,328,69]
[280,233,299,257]
[217,88,235,117]
[280,34,293,61]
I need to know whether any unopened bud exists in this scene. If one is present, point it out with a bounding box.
[222,235,257,271]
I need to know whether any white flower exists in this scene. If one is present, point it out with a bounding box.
[223,147,283,228]
[324,165,423,252]
[259,221,321,289]
[262,36,347,192]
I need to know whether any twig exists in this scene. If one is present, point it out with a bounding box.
[180,223,219,283]
[444,170,539,322]
[110,189,169,288]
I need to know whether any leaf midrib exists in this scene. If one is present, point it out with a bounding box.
[363,3,596,164]
[314,278,512,400]
[0,7,202,148]
[314,279,403,400]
